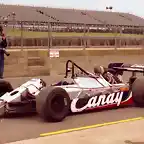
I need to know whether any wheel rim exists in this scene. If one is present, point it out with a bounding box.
[51,95,65,113]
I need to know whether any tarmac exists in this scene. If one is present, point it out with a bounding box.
[2,71,144,144]
[6,118,144,144]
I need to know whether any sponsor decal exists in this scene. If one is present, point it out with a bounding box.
[50,49,59,58]
[71,92,123,112]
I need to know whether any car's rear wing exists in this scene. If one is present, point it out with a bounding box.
[111,64,144,76]
[113,66,144,73]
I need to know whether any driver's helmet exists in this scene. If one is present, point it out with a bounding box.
[94,65,105,75]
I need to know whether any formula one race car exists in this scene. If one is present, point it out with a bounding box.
[0,60,144,122]
[36,60,144,122]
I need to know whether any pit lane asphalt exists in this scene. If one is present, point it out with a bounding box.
[0,75,144,144]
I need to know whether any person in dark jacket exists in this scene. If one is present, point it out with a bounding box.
[0,25,7,78]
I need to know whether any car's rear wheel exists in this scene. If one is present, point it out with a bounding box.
[36,87,70,122]
[0,80,13,97]
[131,78,144,107]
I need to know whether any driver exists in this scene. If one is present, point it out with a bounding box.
[93,65,123,84]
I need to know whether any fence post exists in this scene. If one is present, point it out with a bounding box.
[83,24,87,50]
[50,23,52,48]
[119,27,122,48]
[47,21,52,50]
[47,21,52,75]
[114,26,118,50]
[20,21,23,51]
[87,26,90,48]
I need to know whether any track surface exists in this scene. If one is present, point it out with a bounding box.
[0,75,144,143]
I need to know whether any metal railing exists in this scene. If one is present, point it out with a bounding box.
[1,20,144,50]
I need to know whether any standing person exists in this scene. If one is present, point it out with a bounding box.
[0,25,7,78]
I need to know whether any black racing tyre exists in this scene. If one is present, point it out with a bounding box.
[36,87,70,122]
[0,80,13,97]
[132,78,144,107]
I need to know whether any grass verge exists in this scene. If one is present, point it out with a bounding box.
[6,29,143,38]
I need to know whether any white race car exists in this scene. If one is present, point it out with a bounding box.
[0,60,144,122]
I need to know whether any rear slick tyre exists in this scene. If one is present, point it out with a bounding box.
[132,78,144,107]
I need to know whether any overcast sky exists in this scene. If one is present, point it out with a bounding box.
[1,0,144,17]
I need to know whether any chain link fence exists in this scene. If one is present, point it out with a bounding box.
[2,20,144,49]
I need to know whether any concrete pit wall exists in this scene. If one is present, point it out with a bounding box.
[4,48,144,77]
[4,49,50,77]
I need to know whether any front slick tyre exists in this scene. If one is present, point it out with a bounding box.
[39,87,70,122]
[0,80,13,97]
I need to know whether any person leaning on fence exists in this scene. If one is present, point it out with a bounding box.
[0,25,7,79]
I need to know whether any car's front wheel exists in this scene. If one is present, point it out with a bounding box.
[0,80,13,97]
[36,87,70,122]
